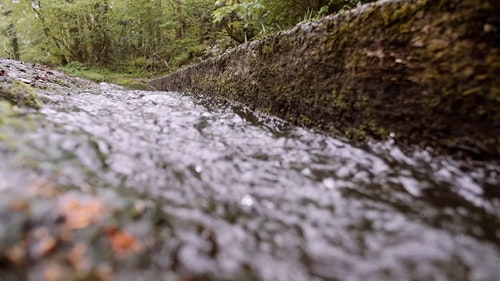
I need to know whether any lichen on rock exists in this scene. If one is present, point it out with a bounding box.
[0,79,41,109]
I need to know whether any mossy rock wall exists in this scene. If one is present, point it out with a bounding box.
[150,0,500,160]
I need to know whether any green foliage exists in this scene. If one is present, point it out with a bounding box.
[212,0,266,42]
[57,62,107,82]
[57,62,152,90]
[0,1,23,60]
[2,0,375,75]
[212,0,373,42]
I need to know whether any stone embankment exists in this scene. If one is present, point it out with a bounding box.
[150,0,499,160]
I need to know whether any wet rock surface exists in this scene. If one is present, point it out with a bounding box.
[150,0,500,160]
[1,58,500,281]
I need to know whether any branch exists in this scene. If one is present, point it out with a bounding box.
[3,42,12,59]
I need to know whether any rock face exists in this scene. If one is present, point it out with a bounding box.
[150,0,499,160]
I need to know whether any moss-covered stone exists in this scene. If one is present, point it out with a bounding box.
[0,79,41,109]
[150,0,500,160]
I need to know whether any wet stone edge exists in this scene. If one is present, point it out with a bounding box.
[149,0,500,162]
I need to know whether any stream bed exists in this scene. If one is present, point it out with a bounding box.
[1,59,499,281]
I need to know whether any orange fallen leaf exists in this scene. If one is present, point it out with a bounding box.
[67,242,90,270]
[96,264,114,280]
[32,235,57,258]
[27,179,59,198]
[105,227,142,256]
[9,199,29,212]
[42,263,64,281]
[58,197,107,230]
[5,243,27,265]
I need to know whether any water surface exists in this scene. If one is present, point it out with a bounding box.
[1,80,499,281]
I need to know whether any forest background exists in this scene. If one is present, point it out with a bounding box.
[1,0,370,83]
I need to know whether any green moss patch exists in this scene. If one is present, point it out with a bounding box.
[0,79,41,109]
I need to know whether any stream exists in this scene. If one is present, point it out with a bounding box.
[1,60,499,281]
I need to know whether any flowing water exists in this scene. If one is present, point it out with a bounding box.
[1,65,499,280]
